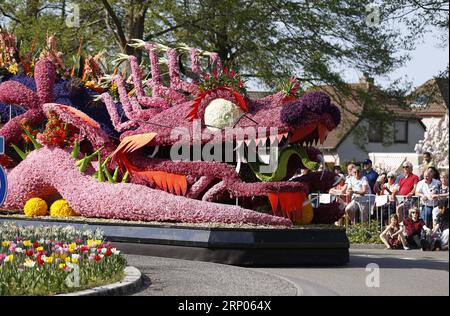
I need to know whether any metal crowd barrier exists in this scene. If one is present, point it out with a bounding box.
[308,192,448,230]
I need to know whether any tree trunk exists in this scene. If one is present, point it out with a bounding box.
[125,1,148,60]
[61,0,66,19]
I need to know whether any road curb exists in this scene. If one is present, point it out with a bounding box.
[58,266,143,296]
[350,244,384,249]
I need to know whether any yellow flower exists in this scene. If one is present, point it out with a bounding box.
[5,254,14,262]
[68,243,77,252]
[59,263,66,270]
[24,198,48,217]
[36,246,44,252]
[71,258,78,264]
[60,253,68,260]
[7,62,19,75]
[23,240,32,247]
[50,200,79,217]
[45,256,54,264]
[110,82,118,93]
[65,257,71,263]
[1,241,9,247]
[87,240,101,247]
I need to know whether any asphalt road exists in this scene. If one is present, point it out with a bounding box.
[126,249,449,296]
[255,249,449,296]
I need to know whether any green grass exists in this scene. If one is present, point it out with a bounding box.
[345,221,383,244]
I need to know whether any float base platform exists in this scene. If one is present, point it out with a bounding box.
[0,216,350,266]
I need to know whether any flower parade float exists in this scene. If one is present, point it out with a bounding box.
[0,37,349,266]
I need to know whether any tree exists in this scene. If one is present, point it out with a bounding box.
[415,113,449,169]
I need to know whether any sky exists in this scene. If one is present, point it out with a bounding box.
[343,29,449,91]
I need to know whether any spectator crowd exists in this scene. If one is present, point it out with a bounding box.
[328,152,449,251]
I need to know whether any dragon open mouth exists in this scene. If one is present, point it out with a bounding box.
[113,124,338,224]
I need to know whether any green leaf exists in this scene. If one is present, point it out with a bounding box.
[71,139,80,159]
[21,124,42,150]
[10,144,28,160]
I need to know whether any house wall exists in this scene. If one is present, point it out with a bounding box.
[421,117,443,130]
[333,119,425,165]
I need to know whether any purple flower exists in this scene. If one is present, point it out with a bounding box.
[299,91,331,114]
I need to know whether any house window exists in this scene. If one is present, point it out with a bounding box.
[368,121,383,143]
[394,121,408,143]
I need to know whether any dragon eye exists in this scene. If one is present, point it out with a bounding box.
[204,98,244,131]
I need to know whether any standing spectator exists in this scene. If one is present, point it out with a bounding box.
[401,207,432,250]
[432,172,449,224]
[415,168,440,227]
[380,172,398,223]
[329,174,350,204]
[333,165,342,175]
[433,200,449,250]
[427,166,441,181]
[439,172,449,195]
[363,159,379,194]
[392,161,420,221]
[374,173,387,195]
[346,163,355,181]
[419,152,435,180]
[345,166,371,222]
[380,214,406,250]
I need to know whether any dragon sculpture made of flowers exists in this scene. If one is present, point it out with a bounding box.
[0,39,344,228]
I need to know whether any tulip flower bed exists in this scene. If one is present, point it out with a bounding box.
[0,223,126,296]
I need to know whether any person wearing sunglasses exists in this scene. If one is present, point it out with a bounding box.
[401,207,432,250]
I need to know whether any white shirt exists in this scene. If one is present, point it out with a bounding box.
[416,179,440,207]
[346,176,371,194]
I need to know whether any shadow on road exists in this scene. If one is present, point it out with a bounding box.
[347,253,449,271]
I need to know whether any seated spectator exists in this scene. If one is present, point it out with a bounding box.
[401,207,432,250]
[345,166,372,223]
[432,200,449,250]
[380,214,406,250]
[392,161,420,221]
[415,168,440,228]
[329,174,350,204]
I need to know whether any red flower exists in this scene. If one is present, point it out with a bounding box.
[33,242,40,248]
[36,255,44,265]
[26,249,34,257]
[80,245,89,252]
[105,250,112,257]
[94,255,102,261]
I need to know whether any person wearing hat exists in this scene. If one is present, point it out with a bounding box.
[363,159,379,194]
[392,161,420,221]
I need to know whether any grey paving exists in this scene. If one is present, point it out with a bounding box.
[125,249,448,296]
[253,249,449,296]
[125,255,298,296]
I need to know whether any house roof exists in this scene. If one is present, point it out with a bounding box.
[249,78,426,151]
[409,78,449,117]
[248,79,428,150]
[318,82,427,150]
